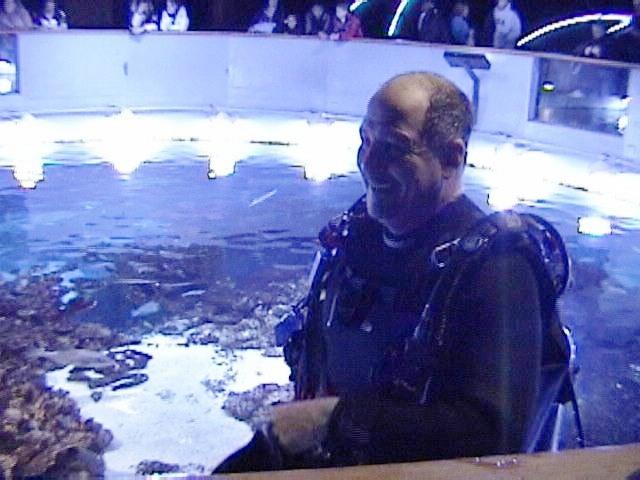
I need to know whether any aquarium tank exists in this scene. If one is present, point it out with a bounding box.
[0,28,639,478]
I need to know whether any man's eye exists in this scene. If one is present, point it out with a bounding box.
[381,142,409,157]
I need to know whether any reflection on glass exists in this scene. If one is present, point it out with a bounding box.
[0,34,18,95]
[533,58,630,135]
[90,109,167,177]
[0,114,52,189]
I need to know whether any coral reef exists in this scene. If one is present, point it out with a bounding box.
[0,273,118,478]
[0,242,308,477]
[223,383,294,431]
[135,460,206,475]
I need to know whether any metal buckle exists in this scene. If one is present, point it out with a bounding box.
[430,239,460,269]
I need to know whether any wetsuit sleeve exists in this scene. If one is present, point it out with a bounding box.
[326,252,542,464]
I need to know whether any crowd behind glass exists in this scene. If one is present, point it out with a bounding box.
[0,0,639,60]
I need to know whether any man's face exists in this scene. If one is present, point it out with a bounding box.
[167,0,177,14]
[497,0,509,9]
[357,90,444,232]
[591,24,605,39]
[311,4,323,18]
[285,14,297,28]
[336,5,348,21]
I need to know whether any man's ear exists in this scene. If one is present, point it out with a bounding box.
[440,138,466,179]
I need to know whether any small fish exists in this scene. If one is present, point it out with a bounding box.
[181,290,206,297]
[115,279,158,285]
[132,301,161,317]
[249,189,278,207]
[28,348,119,370]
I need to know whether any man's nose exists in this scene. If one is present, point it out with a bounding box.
[359,142,387,177]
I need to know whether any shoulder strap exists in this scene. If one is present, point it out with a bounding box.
[394,211,570,394]
[394,210,585,447]
[279,195,367,399]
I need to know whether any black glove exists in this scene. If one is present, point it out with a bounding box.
[213,427,284,474]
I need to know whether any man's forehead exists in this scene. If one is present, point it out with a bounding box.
[363,86,431,134]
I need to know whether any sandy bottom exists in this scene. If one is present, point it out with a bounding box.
[46,334,291,477]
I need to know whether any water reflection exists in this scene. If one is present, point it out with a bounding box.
[0,119,638,476]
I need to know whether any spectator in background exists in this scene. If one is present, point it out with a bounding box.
[305,1,329,36]
[0,0,34,30]
[477,5,495,47]
[323,1,362,40]
[283,13,302,35]
[575,22,608,59]
[492,0,521,49]
[35,0,67,29]
[415,0,449,44]
[248,0,284,34]
[450,1,473,46]
[130,0,158,34]
[159,0,189,31]
[609,0,640,63]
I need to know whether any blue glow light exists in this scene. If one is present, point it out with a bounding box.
[89,109,168,177]
[388,0,411,37]
[516,13,632,48]
[349,0,367,13]
[0,114,53,188]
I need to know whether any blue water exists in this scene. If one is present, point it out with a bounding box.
[1,134,639,451]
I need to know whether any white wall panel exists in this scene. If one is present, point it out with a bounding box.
[0,31,635,162]
[227,35,328,113]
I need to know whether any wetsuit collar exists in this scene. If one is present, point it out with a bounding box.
[382,195,475,251]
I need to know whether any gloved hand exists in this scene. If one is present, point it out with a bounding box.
[213,397,340,474]
[271,397,340,455]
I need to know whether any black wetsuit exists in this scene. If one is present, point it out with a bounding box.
[214,195,547,472]
[318,195,543,464]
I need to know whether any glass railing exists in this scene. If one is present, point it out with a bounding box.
[532,56,631,135]
[0,33,18,95]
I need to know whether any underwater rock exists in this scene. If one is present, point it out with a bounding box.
[0,378,112,479]
[158,317,207,336]
[187,325,220,345]
[83,362,150,390]
[201,378,227,397]
[110,373,149,391]
[135,460,206,475]
[28,348,118,371]
[135,460,181,475]
[43,447,105,479]
[223,383,294,431]
[210,313,241,326]
[108,348,152,370]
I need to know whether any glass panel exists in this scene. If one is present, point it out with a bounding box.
[533,57,630,135]
[0,34,18,95]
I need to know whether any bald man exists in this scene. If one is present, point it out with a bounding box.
[215,73,561,472]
